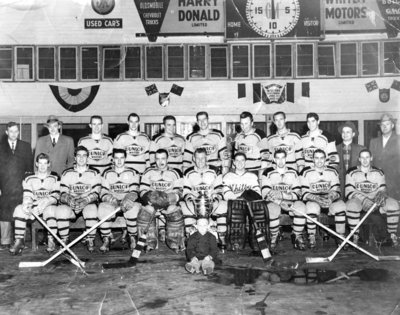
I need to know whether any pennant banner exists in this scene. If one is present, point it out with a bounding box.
[159,92,170,107]
[379,89,390,103]
[238,83,246,99]
[391,80,400,92]
[49,85,100,113]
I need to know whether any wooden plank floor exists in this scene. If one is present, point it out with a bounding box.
[0,232,400,315]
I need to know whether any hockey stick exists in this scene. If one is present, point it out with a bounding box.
[19,207,121,268]
[102,208,157,269]
[302,198,386,263]
[290,205,400,262]
[246,201,272,261]
[31,211,86,273]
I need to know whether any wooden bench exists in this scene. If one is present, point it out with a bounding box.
[31,215,127,251]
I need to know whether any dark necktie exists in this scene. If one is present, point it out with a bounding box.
[11,142,15,154]
[52,137,56,147]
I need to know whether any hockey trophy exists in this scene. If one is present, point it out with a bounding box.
[194,190,212,219]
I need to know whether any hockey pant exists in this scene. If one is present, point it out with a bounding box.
[268,201,306,239]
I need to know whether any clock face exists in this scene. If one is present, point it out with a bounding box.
[246,0,300,38]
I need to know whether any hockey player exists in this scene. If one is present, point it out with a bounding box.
[300,149,346,249]
[114,113,150,175]
[139,149,185,252]
[267,111,304,172]
[346,149,400,247]
[56,146,101,252]
[150,115,186,172]
[184,111,230,175]
[234,111,269,177]
[301,113,339,169]
[9,153,60,255]
[181,148,227,251]
[261,149,307,251]
[78,115,113,175]
[98,149,141,252]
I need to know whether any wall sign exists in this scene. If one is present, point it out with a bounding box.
[84,18,122,29]
[226,0,321,39]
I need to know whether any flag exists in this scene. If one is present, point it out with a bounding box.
[253,83,261,103]
[365,80,378,92]
[170,84,184,96]
[391,80,400,92]
[286,82,295,103]
[145,84,158,96]
[302,82,310,97]
[238,83,246,98]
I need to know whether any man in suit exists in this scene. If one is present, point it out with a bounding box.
[34,115,74,177]
[0,122,33,249]
[370,113,400,201]
[336,121,366,198]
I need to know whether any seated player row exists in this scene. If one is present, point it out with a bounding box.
[9,142,399,255]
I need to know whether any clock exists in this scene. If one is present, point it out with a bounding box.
[246,0,300,38]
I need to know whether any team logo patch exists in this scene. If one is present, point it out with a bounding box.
[355,181,378,194]
[230,184,251,195]
[34,189,50,199]
[167,145,183,158]
[198,144,217,156]
[110,183,129,194]
[194,184,212,193]
[151,180,173,191]
[310,181,331,193]
[262,84,285,104]
[303,146,317,160]
[70,183,91,195]
[89,149,107,161]
[238,144,253,154]
[126,144,145,156]
[274,145,293,155]
[272,183,292,193]
[379,89,390,103]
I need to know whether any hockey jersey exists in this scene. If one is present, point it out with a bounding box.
[114,132,151,175]
[140,167,182,198]
[301,130,339,168]
[267,130,304,171]
[234,128,269,171]
[78,134,113,174]
[184,129,229,170]
[22,172,60,203]
[101,167,140,201]
[60,166,101,199]
[345,166,386,201]
[183,166,223,200]
[300,166,341,200]
[261,167,301,200]
[222,171,261,200]
[150,133,186,172]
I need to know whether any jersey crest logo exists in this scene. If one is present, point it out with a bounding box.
[238,144,253,154]
[230,183,251,195]
[34,189,51,199]
[167,145,183,158]
[310,180,331,193]
[110,183,129,194]
[303,146,317,160]
[70,183,91,195]
[355,181,379,194]
[151,180,173,191]
[272,183,292,193]
[126,144,145,156]
[198,144,217,156]
[194,183,212,193]
[89,148,107,161]
[274,145,293,154]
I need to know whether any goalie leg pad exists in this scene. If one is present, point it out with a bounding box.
[164,205,185,252]
[248,200,270,250]
[180,201,197,236]
[137,205,158,250]
[227,200,247,250]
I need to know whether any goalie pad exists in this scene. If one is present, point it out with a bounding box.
[248,200,270,250]
[226,200,247,250]
[137,206,157,250]
[164,206,185,252]
[142,190,169,210]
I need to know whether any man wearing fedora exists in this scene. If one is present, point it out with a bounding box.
[34,115,75,177]
[370,113,400,201]
[336,121,366,198]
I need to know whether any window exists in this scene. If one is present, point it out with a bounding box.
[167,46,184,79]
[340,43,357,76]
[81,47,98,80]
[144,123,163,138]
[103,47,121,79]
[318,45,335,77]
[275,44,292,77]
[384,41,400,74]
[0,48,12,80]
[210,46,227,78]
[232,45,249,78]
[297,44,313,77]
[16,47,34,80]
[59,47,77,80]
[362,42,379,76]
[146,46,163,79]
[125,46,141,79]
[189,45,205,78]
[37,47,55,80]
[253,45,271,78]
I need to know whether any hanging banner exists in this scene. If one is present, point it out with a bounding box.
[225,0,321,40]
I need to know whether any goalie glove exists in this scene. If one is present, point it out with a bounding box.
[168,192,180,205]
[121,193,138,212]
[142,190,170,210]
